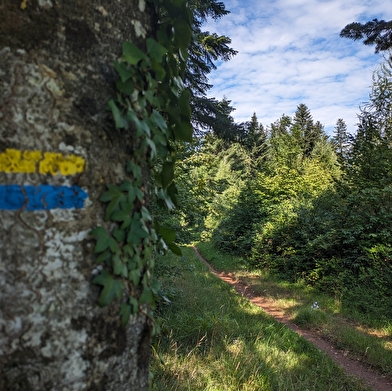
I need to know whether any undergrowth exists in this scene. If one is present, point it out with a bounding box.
[150,246,370,390]
[196,240,392,380]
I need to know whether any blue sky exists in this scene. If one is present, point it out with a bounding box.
[205,0,392,134]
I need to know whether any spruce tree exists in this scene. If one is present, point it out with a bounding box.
[340,18,392,53]
[332,118,350,161]
[186,0,238,134]
[292,103,317,156]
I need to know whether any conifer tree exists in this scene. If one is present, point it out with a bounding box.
[332,118,351,161]
[340,18,392,53]
[186,0,238,134]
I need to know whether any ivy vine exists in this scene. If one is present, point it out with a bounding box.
[90,0,192,327]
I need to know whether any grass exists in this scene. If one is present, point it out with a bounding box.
[195,241,392,379]
[150,246,371,390]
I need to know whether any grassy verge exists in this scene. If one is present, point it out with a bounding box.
[150,246,370,390]
[196,241,392,379]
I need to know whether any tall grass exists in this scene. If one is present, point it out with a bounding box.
[196,241,392,379]
[151,246,370,390]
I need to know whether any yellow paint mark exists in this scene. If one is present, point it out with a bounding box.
[20,0,28,10]
[0,149,85,176]
[39,152,85,176]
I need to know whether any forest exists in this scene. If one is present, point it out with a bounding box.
[154,4,392,324]
[150,1,392,389]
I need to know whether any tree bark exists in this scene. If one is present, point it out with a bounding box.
[0,0,154,389]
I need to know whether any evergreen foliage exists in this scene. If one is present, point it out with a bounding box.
[340,18,392,53]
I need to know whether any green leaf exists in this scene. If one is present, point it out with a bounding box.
[167,183,178,207]
[113,228,126,242]
[122,41,146,65]
[113,253,128,277]
[105,195,126,221]
[127,219,149,245]
[128,269,141,286]
[147,37,168,62]
[151,60,166,81]
[150,277,161,295]
[168,242,182,256]
[108,237,118,253]
[161,161,175,188]
[95,249,111,264]
[173,121,193,142]
[179,89,191,122]
[108,99,128,129]
[159,225,176,243]
[94,236,111,253]
[151,109,167,132]
[130,296,139,314]
[113,61,133,82]
[93,270,124,307]
[126,161,142,178]
[90,226,108,240]
[139,286,153,305]
[141,206,152,222]
[111,210,129,222]
[99,184,122,202]
[116,78,135,96]
[120,303,132,326]
[120,215,132,230]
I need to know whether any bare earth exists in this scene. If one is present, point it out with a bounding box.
[193,247,392,391]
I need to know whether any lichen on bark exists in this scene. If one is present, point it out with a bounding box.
[0,0,155,389]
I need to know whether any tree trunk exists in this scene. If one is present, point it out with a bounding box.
[0,1,154,389]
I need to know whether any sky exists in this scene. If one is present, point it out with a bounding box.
[205,0,392,134]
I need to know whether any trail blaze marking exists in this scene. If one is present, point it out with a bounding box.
[0,149,88,211]
[0,185,88,211]
[0,149,85,175]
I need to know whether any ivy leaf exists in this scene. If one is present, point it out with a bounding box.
[173,18,191,50]
[161,161,175,188]
[141,206,152,222]
[122,41,146,65]
[113,228,126,242]
[128,269,141,286]
[151,60,166,81]
[127,219,149,245]
[95,249,111,264]
[159,225,176,244]
[179,89,191,122]
[113,252,128,277]
[129,296,139,314]
[174,121,193,142]
[100,185,126,221]
[167,183,178,207]
[147,37,168,62]
[116,78,135,96]
[151,109,167,132]
[120,303,132,326]
[93,270,124,307]
[108,99,128,129]
[90,227,111,253]
[113,61,133,82]
[150,277,160,295]
[126,161,142,179]
[139,285,154,305]
[168,242,182,256]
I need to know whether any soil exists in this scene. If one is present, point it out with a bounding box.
[193,247,392,391]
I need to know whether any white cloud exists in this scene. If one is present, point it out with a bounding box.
[205,0,392,134]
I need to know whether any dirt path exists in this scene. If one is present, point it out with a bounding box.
[193,247,392,391]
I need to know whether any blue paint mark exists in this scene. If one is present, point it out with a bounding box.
[0,185,88,211]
